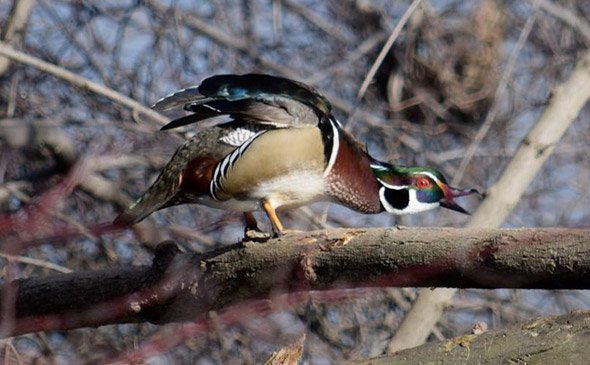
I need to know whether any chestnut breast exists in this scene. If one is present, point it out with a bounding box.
[326,130,381,213]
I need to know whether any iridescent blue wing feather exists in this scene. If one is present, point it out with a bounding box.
[154,74,332,130]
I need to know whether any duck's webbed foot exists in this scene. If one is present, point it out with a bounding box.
[243,212,272,241]
[272,228,303,238]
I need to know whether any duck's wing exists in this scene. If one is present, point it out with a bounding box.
[154,73,332,130]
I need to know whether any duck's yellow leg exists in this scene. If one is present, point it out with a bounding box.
[262,199,285,236]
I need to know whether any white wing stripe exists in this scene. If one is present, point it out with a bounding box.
[210,130,267,200]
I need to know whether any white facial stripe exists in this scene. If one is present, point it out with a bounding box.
[376,178,405,190]
[414,171,439,182]
[323,118,340,177]
[406,189,438,213]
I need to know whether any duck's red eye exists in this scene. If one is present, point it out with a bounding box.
[416,177,431,188]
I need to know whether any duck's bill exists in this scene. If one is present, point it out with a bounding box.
[440,187,481,215]
[440,198,470,214]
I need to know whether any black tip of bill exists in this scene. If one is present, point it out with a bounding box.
[441,186,482,215]
[440,198,471,215]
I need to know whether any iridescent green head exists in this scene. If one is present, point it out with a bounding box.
[370,162,480,215]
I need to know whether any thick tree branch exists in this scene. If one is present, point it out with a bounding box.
[3,227,590,336]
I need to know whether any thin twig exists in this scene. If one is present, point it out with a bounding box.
[0,0,35,76]
[452,5,538,185]
[282,0,350,43]
[355,0,422,102]
[0,253,72,274]
[534,0,590,43]
[304,31,388,85]
[0,42,168,125]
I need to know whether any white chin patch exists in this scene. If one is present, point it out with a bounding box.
[379,187,438,215]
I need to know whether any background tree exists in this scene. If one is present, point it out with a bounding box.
[1,0,590,363]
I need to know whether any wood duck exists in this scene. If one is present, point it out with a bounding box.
[114,74,479,235]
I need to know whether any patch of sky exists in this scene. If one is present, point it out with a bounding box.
[112,237,135,263]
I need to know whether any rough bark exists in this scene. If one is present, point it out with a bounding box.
[358,310,590,364]
[3,227,590,336]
